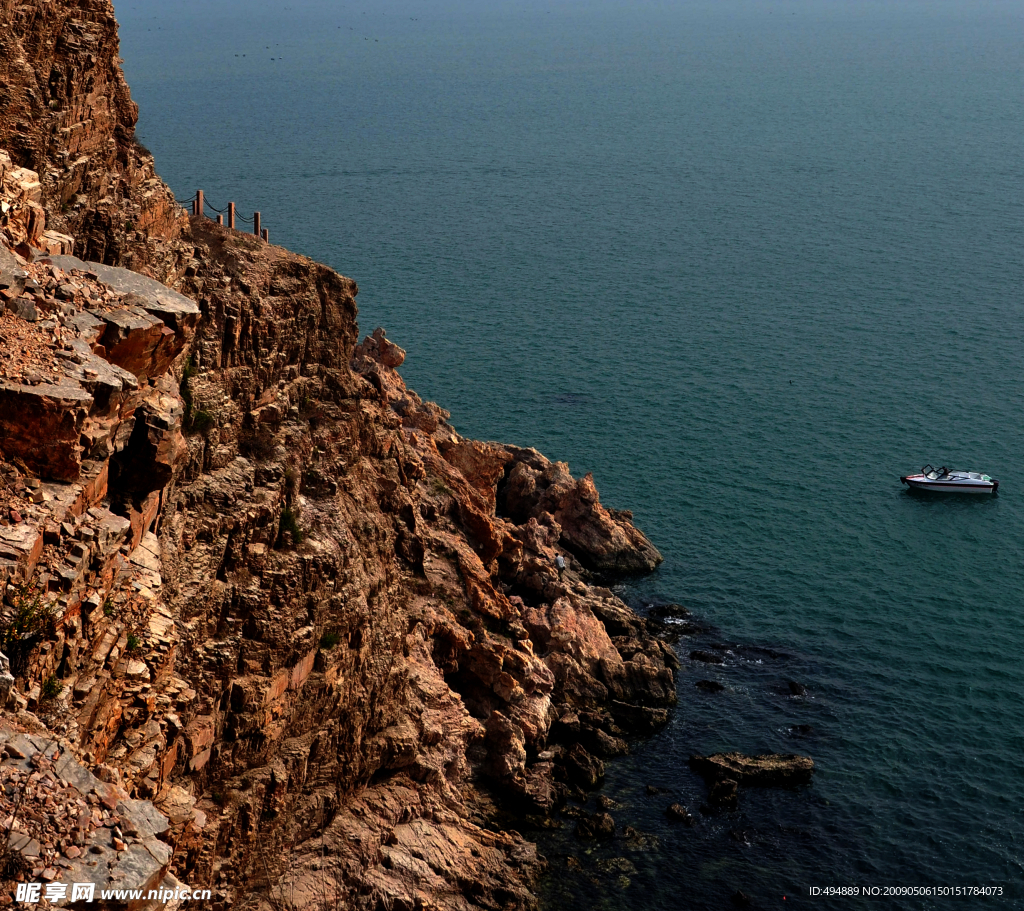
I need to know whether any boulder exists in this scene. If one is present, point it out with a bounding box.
[0,380,93,481]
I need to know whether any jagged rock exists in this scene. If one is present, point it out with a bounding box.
[563,744,605,789]
[0,151,45,250]
[0,650,13,708]
[609,700,669,734]
[501,451,662,574]
[0,380,93,481]
[6,295,37,321]
[575,811,615,840]
[0,11,184,268]
[354,326,406,368]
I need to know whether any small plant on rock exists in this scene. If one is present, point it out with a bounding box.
[41,675,63,700]
[319,630,341,651]
[278,506,303,547]
[188,408,215,434]
[0,584,55,676]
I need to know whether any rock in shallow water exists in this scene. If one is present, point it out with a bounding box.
[709,778,739,809]
[690,751,815,787]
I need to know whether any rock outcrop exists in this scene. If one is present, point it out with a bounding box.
[0,1,681,908]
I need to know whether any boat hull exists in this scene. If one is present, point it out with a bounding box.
[901,477,998,494]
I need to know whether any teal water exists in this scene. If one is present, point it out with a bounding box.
[118,0,1024,906]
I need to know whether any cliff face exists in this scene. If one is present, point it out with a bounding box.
[0,2,678,908]
[0,0,183,271]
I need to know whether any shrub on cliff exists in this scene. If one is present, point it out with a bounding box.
[278,506,303,547]
[179,357,215,435]
[0,584,55,677]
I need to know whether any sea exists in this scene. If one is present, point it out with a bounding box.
[116,0,1024,907]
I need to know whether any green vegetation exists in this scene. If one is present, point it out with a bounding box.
[319,630,341,651]
[126,633,140,653]
[0,584,55,676]
[279,506,303,546]
[189,409,215,433]
[41,675,63,700]
[180,357,214,435]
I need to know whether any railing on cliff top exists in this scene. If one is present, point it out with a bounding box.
[179,190,270,244]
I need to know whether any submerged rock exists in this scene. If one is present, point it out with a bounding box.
[709,778,739,809]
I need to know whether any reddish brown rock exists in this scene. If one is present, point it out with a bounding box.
[0,379,92,481]
[0,150,45,250]
[501,451,663,574]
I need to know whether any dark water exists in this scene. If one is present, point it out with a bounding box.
[117,0,1024,906]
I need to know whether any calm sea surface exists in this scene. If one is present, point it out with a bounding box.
[118,0,1024,906]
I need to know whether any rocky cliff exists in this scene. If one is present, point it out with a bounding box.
[0,2,679,908]
[0,0,184,271]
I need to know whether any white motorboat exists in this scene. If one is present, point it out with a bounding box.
[900,465,998,494]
